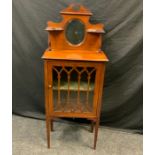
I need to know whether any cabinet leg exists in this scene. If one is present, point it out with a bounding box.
[46,118,51,148]
[90,121,94,133]
[51,119,54,131]
[93,119,99,150]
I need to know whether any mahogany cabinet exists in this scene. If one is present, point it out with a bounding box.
[42,4,109,149]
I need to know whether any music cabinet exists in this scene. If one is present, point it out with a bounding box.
[42,4,109,149]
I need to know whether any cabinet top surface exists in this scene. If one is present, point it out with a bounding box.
[42,50,109,62]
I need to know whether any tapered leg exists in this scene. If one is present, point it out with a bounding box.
[46,118,51,148]
[51,119,54,131]
[93,119,100,149]
[90,121,94,133]
[93,64,105,149]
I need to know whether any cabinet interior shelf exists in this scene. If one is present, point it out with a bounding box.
[54,101,93,113]
[52,81,95,91]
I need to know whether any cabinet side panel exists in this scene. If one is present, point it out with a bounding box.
[96,63,106,118]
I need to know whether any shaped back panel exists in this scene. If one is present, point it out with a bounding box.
[46,4,105,52]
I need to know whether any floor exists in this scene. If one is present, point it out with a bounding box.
[13,115,143,155]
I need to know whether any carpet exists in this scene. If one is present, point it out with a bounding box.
[13,115,142,155]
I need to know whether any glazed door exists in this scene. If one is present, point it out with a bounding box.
[47,60,102,118]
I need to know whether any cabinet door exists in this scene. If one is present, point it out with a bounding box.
[47,60,102,118]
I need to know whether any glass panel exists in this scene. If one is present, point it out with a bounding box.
[52,66,96,113]
[65,19,85,45]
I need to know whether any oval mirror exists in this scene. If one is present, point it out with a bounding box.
[65,19,85,45]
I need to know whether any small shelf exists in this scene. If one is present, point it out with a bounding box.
[87,29,105,33]
[45,27,64,31]
[53,81,95,91]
